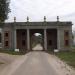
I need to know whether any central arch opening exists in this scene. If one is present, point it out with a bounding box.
[30,29,44,51]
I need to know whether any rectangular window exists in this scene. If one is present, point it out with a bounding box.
[65,31,69,37]
[22,32,25,36]
[22,40,25,46]
[49,40,52,45]
[65,40,69,46]
[5,32,8,37]
[5,41,8,47]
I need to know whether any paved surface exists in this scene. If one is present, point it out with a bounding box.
[12,52,58,75]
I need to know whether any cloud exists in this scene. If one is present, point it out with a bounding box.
[6,0,75,29]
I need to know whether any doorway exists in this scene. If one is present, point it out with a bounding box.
[30,29,44,51]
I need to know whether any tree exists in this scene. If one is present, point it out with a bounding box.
[0,0,10,22]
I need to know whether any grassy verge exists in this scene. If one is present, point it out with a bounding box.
[0,62,4,64]
[56,51,75,68]
[0,50,25,55]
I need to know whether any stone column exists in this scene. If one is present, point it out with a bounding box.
[1,29,4,49]
[69,28,73,48]
[57,28,64,50]
[27,29,30,50]
[44,29,47,50]
[57,29,61,50]
[14,29,17,49]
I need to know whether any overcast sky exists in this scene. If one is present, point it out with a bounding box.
[6,0,75,30]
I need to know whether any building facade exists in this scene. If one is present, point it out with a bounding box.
[0,20,73,52]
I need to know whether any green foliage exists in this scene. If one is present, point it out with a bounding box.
[0,0,10,22]
[0,50,25,55]
[0,62,4,64]
[56,51,75,68]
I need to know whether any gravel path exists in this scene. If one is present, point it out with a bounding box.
[0,53,21,75]
[0,52,75,75]
[32,44,43,50]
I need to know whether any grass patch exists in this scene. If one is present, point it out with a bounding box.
[0,62,4,64]
[0,50,26,55]
[56,51,75,68]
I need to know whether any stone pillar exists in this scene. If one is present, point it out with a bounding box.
[27,29,30,50]
[14,29,17,49]
[57,29,61,50]
[57,28,64,50]
[69,28,73,48]
[1,29,4,49]
[44,29,47,50]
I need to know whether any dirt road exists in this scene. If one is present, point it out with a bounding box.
[32,44,43,50]
[12,52,58,75]
[0,51,75,75]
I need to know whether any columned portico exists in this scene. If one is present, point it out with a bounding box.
[0,20,72,52]
[44,29,47,50]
